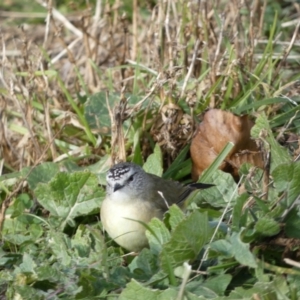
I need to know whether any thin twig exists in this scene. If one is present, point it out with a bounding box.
[272,21,300,83]
[132,0,138,61]
[43,0,52,48]
[36,0,83,37]
[180,39,200,98]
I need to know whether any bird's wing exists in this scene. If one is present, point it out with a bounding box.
[147,174,214,211]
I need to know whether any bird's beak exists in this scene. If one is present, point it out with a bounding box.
[113,183,124,192]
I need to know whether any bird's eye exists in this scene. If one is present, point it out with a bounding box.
[128,175,134,182]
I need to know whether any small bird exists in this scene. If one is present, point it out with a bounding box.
[101,162,213,252]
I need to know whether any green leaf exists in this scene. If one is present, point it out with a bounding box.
[0,167,29,187]
[228,275,290,299]
[272,161,300,207]
[35,265,63,282]
[168,204,185,230]
[232,193,249,231]
[254,217,280,237]
[3,224,43,245]
[145,270,168,286]
[84,92,117,133]
[12,285,45,300]
[3,218,43,246]
[10,193,33,218]
[253,195,270,213]
[230,231,257,268]
[210,239,234,258]
[19,253,36,274]
[197,274,232,296]
[128,248,159,280]
[72,228,90,257]
[35,171,105,229]
[285,208,300,239]
[120,279,202,300]
[160,211,210,273]
[146,218,171,254]
[251,112,291,171]
[84,92,140,133]
[48,231,72,266]
[184,280,218,298]
[192,170,237,207]
[109,266,132,288]
[143,144,163,176]
[27,162,60,190]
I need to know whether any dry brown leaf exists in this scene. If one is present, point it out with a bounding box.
[190,109,264,180]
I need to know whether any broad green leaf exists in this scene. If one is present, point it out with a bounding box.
[35,171,105,229]
[210,239,234,258]
[128,248,159,280]
[201,274,232,296]
[146,218,170,254]
[27,162,60,190]
[3,218,43,246]
[168,204,185,230]
[230,232,257,268]
[184,281,218,298]
[48,232,72,266]
[12,285,45,300]
[19,253,36,274]
[285,207,300,239]
[76,271,113,298]
[72,225,96,258]
[143,144,163,176]
[0,166,30,187]
[82,225,108,267]
[191,170,237,207]
[186,274,232,297]
[254,217,280,237]
[36,265,63,282]
[145,270,168,286]
[160,211,210,273]
[228,275,289,299]
[10,193,33,218]
[109,266,133,288]
[232,193,249,231]
[251,113,291,171]
[0,253,22,267]
[84,92,140,133]
[119,279,176,300]
[253,196,270,213]
[120,279,204,300]
[272,161,300,207]
[84,92,119,133]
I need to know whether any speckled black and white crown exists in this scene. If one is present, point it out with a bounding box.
[107,162,141,180]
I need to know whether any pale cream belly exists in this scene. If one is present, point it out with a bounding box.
[101,197,162,252]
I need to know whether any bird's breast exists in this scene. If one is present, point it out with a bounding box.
[101,194,163,252]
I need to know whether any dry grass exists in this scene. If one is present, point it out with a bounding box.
[0,0,299,172]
